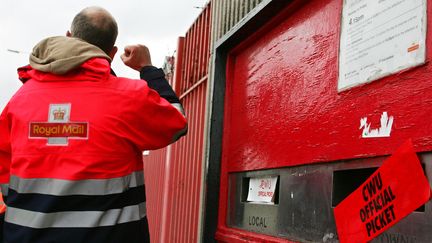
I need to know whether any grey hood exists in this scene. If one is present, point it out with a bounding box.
[30,36,111,75]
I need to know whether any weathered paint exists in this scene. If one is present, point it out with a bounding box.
[216,0,432,242]
[143,3,211,243]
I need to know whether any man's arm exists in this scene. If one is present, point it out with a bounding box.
[0,105,11,196]
[0,104,11,237]
[140,66,185,115]
[121,44,187,143]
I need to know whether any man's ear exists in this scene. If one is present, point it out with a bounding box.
[109,46,118,60]
[66,31,72,37]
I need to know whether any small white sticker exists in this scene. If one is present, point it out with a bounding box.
[247,176,278,204]
[360,112,394,138]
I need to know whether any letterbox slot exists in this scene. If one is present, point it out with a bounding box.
[241,177,249,202]
[332,167,425,212]
[274,177,279,204]
[242,176,279,205]
[332,167,378,208]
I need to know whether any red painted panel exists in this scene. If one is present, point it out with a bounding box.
[216,227,297,243]
[164,82,207,242]
[217,0,432,242]
[223,0,432,173]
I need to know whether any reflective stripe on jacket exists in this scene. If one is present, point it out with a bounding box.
[0,50,186,243]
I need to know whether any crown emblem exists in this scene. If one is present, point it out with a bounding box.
[53,108,65,120]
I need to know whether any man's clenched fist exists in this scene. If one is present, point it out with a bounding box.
[120,44,152,71]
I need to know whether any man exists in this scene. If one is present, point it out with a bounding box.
[0,6,187,243]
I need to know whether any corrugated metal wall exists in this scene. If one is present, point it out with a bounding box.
[143,0,267,242]
[143,148,167,242]
[143,3,211,243]
[211,0,264,42]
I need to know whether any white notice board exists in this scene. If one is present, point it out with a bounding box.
[338,0,427,91]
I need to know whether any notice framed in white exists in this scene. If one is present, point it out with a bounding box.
[338,0,427,91]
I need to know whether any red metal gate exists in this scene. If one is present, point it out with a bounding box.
[143,3,211,242]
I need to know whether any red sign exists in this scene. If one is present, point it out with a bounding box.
[334,140,431,243]
[29,122,88,138]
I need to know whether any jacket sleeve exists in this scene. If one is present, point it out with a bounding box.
[140,66,185,117]
[140,66,187,139]
[0,105,9,240]
[121,67,187,151]
[0,104,11,200]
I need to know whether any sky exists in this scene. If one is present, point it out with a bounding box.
[0,0,208,111]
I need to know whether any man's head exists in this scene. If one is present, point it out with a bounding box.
[67,7,118,58]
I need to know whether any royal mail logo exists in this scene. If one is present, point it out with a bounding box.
[29,123,88,137]
[53,108,66,120]
[29,104,88,145]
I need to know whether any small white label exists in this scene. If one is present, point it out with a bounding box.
[360,112,394,138]
[247,176,278,204]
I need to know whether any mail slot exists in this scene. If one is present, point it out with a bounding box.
[207,0,432,242]
[224,156,432,242]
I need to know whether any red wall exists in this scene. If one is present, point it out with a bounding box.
[217,0,432,241]
[223,0,432,173]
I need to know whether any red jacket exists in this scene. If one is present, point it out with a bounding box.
[0,36,187,243]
